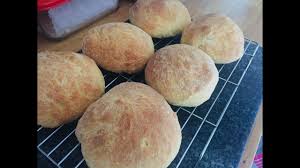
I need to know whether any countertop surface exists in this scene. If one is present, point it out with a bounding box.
[37,1,263,168]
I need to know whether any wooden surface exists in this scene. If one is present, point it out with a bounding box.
[37,0,263,167]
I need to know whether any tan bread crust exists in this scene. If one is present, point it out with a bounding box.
[181,13,244,64]
[76,82,181,168]
[38,51,105,128]
[145,44,219,107]
[82,22,154,74]
[129,0,191,38]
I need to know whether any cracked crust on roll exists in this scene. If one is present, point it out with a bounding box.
[82,22,154,74]
[38,51,105,128]
[145,44,219,107]
[129,0,191,38]
[181,14,244,64]
[76,82,181,168]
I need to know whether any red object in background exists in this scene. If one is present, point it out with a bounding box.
[38,0,70,12]
[254,153,263,168]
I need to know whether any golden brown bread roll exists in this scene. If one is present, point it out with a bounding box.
[181,13,244,64]
[145,44,219,107]
[82,22,154,74]
[38,51,105,128]
[129,0,191,38]
[76,82,181,168]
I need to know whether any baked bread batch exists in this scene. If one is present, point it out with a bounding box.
[38,0,245,167]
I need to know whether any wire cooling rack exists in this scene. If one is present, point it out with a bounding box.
[37,34,262,168]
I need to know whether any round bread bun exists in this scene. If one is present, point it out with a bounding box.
[76,82,181,168]
[145,44,219,107]
[38,51,105,128]
[129,0,191,38]
[181,14,244,64]
[82,22,154,74]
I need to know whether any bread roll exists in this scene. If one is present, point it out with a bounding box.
[38,51,105,128]
[82,22,154,74]
[181,14,244,64]
[76,82,181,168]
[145,44,219,107]
[129,0,191,38]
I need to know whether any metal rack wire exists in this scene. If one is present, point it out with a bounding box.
[37,35,261,168]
